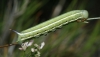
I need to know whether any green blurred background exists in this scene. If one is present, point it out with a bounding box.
[0,0,100,57]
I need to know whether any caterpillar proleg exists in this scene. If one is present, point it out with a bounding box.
[17,10,88,43]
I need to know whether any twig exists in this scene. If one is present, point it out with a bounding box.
[0,43,18,48]
[87,17,100,20]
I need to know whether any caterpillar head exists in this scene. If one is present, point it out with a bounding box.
[77,10,89,23]
[82,10,88,19]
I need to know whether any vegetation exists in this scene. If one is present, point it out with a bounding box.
[0,0,100,57]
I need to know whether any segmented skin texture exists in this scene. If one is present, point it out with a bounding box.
[17,10,88,43]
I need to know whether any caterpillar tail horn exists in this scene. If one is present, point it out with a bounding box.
[9,29,20,35]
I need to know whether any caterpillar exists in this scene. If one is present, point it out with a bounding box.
[16,10,88,44]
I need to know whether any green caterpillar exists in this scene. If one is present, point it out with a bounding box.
[16,10,88,43]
